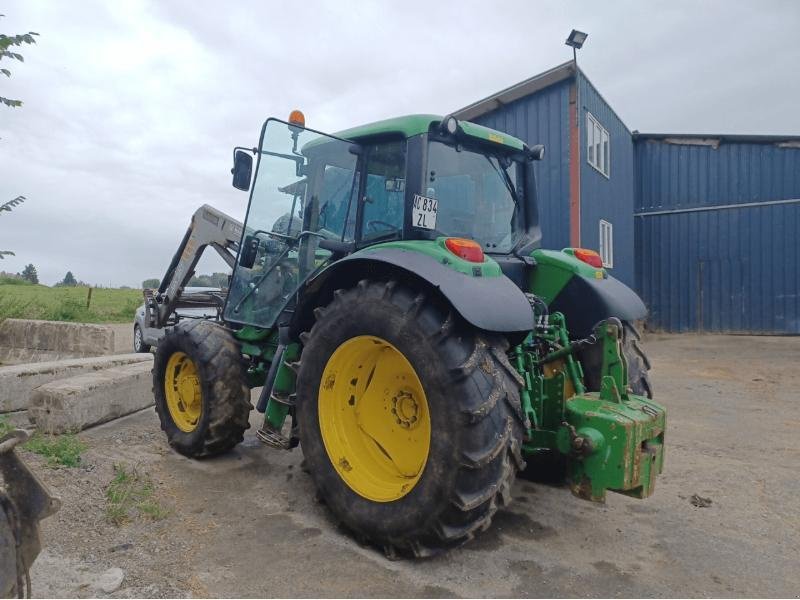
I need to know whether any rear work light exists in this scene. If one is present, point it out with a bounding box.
[572,248,603,268]
[445,238,485,263]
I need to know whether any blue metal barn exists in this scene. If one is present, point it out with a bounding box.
[455,63,800,334]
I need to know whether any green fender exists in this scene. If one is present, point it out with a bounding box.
[530,249,647,338]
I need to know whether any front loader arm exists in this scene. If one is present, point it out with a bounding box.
[146,204,243,328]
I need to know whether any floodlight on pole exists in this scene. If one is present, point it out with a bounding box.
[565,29,588,124]
[565,29,588,49]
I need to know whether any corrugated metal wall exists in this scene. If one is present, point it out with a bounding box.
[635,139,800,333]
[578,73,636,287]
[472,80,572,251]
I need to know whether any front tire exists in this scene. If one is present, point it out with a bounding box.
[153,320,251,457]
[296,280,525,558]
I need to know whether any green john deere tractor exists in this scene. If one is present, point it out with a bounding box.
[149,112,665,557]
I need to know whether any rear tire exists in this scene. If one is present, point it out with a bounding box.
[296,280,526,558]
[153,320,251,457]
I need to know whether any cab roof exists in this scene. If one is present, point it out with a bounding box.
[333,114,525,151]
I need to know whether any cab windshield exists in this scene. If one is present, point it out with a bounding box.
[224,120,360,328]
[425,141,522,253]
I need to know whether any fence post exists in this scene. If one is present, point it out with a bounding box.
[86,287,93,309]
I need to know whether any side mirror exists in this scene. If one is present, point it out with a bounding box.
[239,234,259,268]
[231,149,253,191]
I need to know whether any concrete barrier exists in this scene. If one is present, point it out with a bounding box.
[0,354,152,413]
[28,362,154,434]
[0,319,115,365]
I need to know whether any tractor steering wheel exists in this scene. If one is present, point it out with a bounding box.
[366,220,398,233]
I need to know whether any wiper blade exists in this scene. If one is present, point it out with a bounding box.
[484,155,519,205]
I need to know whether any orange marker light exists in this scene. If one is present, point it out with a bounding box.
[445,238,484,263]
[573,248,603,268]
[288,110,305,127]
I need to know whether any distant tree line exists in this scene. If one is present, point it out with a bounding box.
[142,272,229,289]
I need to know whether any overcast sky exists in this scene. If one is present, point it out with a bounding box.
[1,0,798,286]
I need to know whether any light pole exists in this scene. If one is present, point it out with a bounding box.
[565,29,588,124]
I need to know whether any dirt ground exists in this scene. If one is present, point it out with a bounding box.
[24,333,800,598]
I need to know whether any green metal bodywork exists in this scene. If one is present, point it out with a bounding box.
[530,248,605,304]
[361,238,503,277]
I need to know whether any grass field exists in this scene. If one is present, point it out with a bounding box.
[0,283,141,323]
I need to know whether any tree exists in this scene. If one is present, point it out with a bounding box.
[0,18,39,108]
[142,278,160,289]
[1,17,38,258]
[20,263,37,284]
[61,271,77,286]
[0,195,24,259]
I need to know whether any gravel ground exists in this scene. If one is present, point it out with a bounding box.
[23,333,800,598]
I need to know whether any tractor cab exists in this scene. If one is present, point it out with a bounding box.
[226,112,544,329]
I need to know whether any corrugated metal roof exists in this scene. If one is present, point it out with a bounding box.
[634,132,800,145]
[453,61,575,122]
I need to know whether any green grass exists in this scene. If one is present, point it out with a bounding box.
[106,463,168,524]
[0,275,33,285]
[0,284,141,323]
[0,416,12,438]
[0,417,88,467]
[22,431,88,467]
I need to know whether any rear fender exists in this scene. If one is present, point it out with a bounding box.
[530,249,646,338]
[292,244,534,342]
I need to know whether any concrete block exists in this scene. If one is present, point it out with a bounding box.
[0,354,152,413]
[0,319,115,364]
[28,362,154,434]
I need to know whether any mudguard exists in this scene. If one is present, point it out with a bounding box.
[550,274,647,338]
[296,246,534,339]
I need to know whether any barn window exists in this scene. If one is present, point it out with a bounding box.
[587,113,610,178]
[599,219,613,268]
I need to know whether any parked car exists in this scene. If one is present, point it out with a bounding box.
[133,287,224,352]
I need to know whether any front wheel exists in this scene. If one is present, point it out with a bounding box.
[153,320,251,457]
[296,280,526,558]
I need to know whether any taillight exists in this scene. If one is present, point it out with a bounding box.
[445,238,484,263]
[573,248,603,268]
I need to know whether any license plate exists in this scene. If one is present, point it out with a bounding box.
[412,194,438,230]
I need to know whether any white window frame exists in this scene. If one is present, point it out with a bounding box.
[599,219,613,268]
[586,112,610,178]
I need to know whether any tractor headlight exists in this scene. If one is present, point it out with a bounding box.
[442,115,459,135]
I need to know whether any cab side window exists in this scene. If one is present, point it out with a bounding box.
[360,140,406,241]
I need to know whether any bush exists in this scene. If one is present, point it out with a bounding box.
[0,274,32,285]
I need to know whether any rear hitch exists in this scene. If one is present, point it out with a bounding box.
[558,321,666,502]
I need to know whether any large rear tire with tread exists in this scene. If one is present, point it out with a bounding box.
[153,320,251,458]
[296,279,526,558]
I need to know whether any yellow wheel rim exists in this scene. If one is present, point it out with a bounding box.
[319,335,431,502]
[164,351,203,433]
